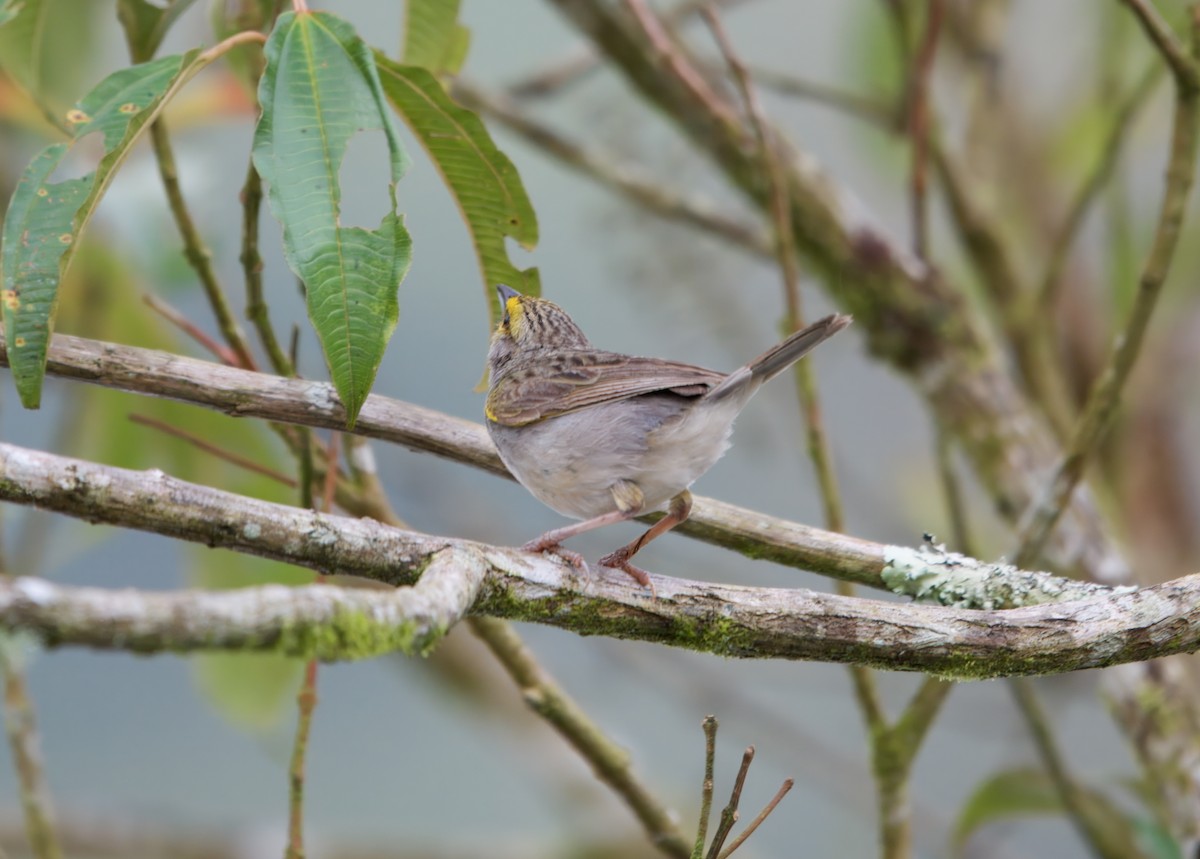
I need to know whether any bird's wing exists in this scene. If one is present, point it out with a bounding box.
[486,350,725,427]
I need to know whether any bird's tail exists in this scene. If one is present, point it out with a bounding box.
[706,313,852,402]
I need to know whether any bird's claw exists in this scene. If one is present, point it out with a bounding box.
[599,548,657,596]
[523,539,590,579]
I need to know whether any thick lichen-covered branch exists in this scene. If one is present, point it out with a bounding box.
[2,442,1200,676]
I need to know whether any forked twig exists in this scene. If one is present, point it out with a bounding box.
[691,718,792,859]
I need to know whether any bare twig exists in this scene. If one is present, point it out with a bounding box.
[240,159,294,377]
[623,0,741,128]
[509,0,752,97]
[1031,63,1164,317]
[1014,7,1200,567]
[717,778,793,859]
[145,120,259,372]
[0,649,62,859]
[142,295,241,367]
[285,659,318,859]
[469,617,690,858]
[908,0,945,261]
[321,434,339,513]
[704,747,753,859]
[128,414,297,487]
[1123,0,1200,91]
[726,65,894,126]
[935,431,974,556]
[1010,679,1141,859]
[691,717,719,859]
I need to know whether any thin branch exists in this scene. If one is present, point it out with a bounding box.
[1122,0,1200,92]
[451,79,772,256]
[717,778,792,859]
[285,659,317,859]
[705,747,752,859]
[508,0,753,98]
[142,294,241,367]
[128,414,297,488]
[935,431,974,556]
[468,617,691,859]
[623,0,740,128]
[1010,679,1135,859]
[6,442,1200,676]
[146,119,259,371]
[930,140,1077,441]
[1,331,1121,607]
[1014,10,1200,567]
[726,65,894,127]
[0,648,62,859]
[1031,62,1164,317]
[692,716,718,859]
[907,0,945,261]
[240,159,293,377]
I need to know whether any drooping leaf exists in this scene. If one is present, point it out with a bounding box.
[403,0,470,77]
[953,768,1146,858]
[376,56,539,329]
[0,0,54,99]
[1,49,204,409]
[192,554,309,730]
[0,0,100,113]
[253,12,413,426]
[117,0,200,62]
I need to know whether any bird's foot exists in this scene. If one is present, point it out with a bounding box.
[522,537,590,579]
[599,547,657,596]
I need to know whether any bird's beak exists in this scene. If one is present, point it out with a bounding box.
[496,284,521,303]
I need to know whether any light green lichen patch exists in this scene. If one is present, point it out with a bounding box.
[882,544,1131,610]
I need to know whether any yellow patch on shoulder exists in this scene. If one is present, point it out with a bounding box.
[484,402,498,422]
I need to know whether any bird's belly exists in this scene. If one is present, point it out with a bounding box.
[487,394,740,520]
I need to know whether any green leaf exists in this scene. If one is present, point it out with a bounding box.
[117,0,199,62]
[192,554,309,730]
[403,0,471,76]
[253,12,413,426]
[1,49,204,409]
[0,0,100,111]
[376,56,539,329]
[1131,818,1183,859]
[0,0,53,98]
[954,768,1146,858]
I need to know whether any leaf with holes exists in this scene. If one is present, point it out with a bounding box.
[253,12,412,426]
[1,49,203,409]
[376,56,539,330]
